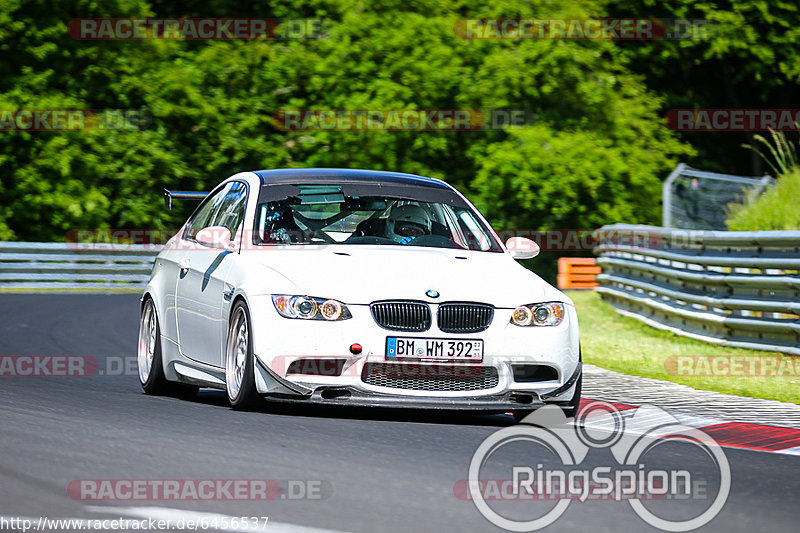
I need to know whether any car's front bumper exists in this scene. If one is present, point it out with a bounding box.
[249,296,580,405]
[254,357,581,411]
[247,297,581,406]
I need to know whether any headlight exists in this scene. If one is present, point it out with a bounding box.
[272,295,352,321]
[511,302,565,327]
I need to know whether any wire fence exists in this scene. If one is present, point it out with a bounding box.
[662,163,774,230]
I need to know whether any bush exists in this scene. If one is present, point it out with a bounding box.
[726,170,800,230]
[0,0,691,242]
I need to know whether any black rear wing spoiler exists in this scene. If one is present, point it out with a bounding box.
[164,188,207,210]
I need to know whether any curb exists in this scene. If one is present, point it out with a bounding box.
[578,398,800,456]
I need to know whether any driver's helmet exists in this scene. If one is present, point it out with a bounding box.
[386,204,432,243]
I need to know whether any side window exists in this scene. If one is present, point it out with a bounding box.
[210,182,247,238]
[184,182,247,241]
[184,193,222,242]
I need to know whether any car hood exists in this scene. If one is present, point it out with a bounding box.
[242,245,567,308]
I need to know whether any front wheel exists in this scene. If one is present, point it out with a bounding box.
[225,301,260,410]
[138,298,198,399]
[138,298,167,394]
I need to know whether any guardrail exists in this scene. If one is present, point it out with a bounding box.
[593,224,800,356]
[0,242,160,291]
[4,233,799,358]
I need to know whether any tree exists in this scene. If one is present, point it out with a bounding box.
[605,0,800,175]
[0,0,690,252]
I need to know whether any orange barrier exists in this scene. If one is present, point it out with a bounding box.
[557,257,600,290]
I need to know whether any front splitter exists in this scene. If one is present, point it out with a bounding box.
[263,386,547,411]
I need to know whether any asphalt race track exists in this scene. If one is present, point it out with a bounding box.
[0,294,798,532]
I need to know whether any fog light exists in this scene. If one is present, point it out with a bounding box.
[350,343,362,355]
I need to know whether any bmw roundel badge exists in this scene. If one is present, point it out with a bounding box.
[426,289,440,298]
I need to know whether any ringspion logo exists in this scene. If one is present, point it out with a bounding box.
[465,402,730,531]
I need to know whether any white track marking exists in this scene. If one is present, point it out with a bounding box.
[778,446,800,456]
[671,412,725,428]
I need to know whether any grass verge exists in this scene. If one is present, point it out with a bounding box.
[569,290,799,404]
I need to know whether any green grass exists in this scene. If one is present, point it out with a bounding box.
[570,290,800,404]
[726,169,800,230]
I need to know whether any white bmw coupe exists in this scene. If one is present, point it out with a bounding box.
[138,169,582,419]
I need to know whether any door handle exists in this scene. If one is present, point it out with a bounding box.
[179,258,191,273]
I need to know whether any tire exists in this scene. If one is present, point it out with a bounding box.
[138,297,169,394]
[225,301,260,410]
[138,297,198,399]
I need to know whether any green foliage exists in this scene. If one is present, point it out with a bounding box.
[743,129,799,176]
[0,0,700,244]
[605,0,800,175]
[726,169,800,230]
[727,129,800,230]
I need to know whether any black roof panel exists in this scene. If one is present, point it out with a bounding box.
[252,168,452,190]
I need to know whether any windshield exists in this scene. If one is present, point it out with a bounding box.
[253,184,502,252]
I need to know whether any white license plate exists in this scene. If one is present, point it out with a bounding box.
[386,337,484,361]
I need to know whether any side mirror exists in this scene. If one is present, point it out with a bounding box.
[195,226,234,250]
[505,237,539,260]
